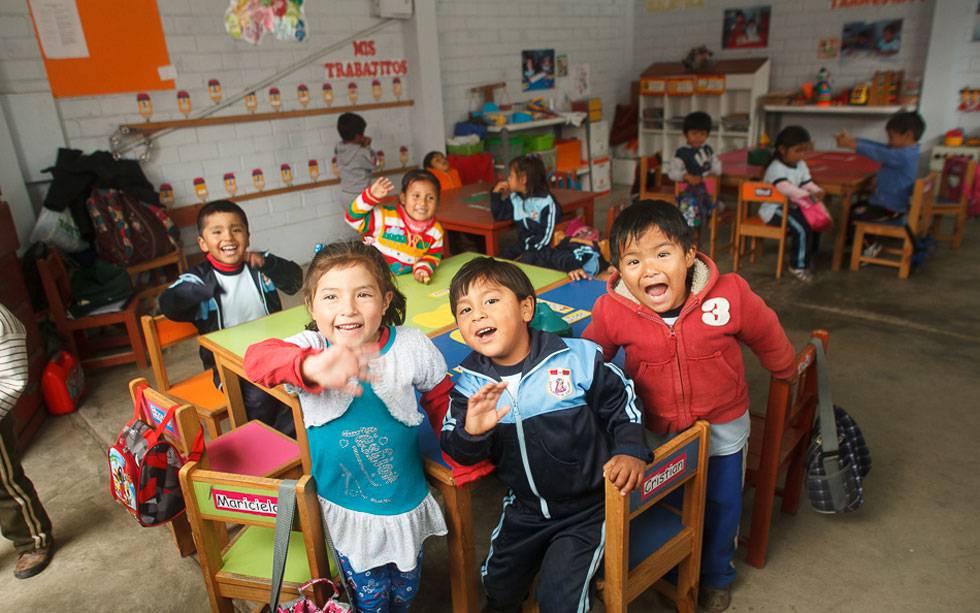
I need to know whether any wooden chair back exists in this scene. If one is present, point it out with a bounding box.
[141,315,199,391]
[179,463,334,612]
[603,420,710,612]
[742,330,828,568]
[932,160,976,249]
[128,378,201,457]
[126,248,186,296]
[906,172,937,237]
[733,182,790,279]
[36,250,73,328]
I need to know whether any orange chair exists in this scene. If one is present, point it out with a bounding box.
[141,314,228,438]
[742,330,828,568]
[930,160,975,249]
[850,173,936,278]
[732,182,790,279]
[37,250,149,369]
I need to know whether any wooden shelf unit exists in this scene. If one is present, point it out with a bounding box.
[122,99,414,134]
[169,165,416,228]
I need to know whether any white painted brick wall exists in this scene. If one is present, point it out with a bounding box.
[435,0,634,138]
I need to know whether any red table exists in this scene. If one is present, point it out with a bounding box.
[719,149,880,271]
[436,183,597,256]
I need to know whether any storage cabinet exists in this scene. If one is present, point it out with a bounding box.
[639,59,770,161]
[0,199,46,450]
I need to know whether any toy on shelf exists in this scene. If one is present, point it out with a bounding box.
[945,129,964,147]
[850,83,869,105]
[815,67,832,107]
[223,173,237,196]
[683,45,715,74]
[869,71,902,106]
[208,79,222,104]
[252,168,265,191]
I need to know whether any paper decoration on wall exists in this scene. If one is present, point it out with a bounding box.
[323,40,409,80]
[224,0,306,45]
[645,0,703,10]
[567,63,591,100]
[842,19,902,59]
[244,92,258,113]
[193,177,208,203]
[522,49,555,92]
[331,157,339,177]
[556,55,569,78]
[269,87,281,111]
[280,163,293,185]
[323,83,334,106]
[223,173,237,196]
[158,183,174,205]
[372,79,382,101]
[308,159,319,180]
[252,168,265,190]
[377,151,386,171]
[959,88,980,112]
[722,6,770,49]
[348,82,358,104]
[177,90,192,117]
[208,79,222,104]
[137,93,153,121]
[297,84,310,107]
[399,146,409,166]
[393,77,403,99]
[817,38,840,60]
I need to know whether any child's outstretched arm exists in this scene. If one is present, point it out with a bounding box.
[345,177,393,235]
[440,382,509,465]
[412,231,444,285]
[244,337,375,396]
[246,252,303,295]
[159,273,218,323]
[731,276,796,380]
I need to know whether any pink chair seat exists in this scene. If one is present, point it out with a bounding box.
[207,421,300,477]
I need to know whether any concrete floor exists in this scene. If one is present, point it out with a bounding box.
[3,192,979,612]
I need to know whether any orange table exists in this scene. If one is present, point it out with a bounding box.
[437,183,597,256]
[719,149,880,271]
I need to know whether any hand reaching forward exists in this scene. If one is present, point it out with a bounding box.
[603,454,647,496]
[300,344,377,396]
[368,176,394,201]
[464,381,511,436]
[414,268,431,284]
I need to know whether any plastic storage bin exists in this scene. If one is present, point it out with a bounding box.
[525,133,555,152]
[446,141,484,156]
[556,139,583,172]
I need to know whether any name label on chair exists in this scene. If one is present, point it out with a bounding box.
[212,489,279,517]
[631,438,701,511]
[641,453,687,501]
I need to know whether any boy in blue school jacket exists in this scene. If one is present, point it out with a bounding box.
[159,200,302,435]
[440,257,650,613]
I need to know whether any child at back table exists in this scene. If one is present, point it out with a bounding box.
[492,154,606,281]
[441,256,649,613]
[668,111,722,230]
[335,112,376,211]
[244,240,450,613]
[423,150,462,191]
[159,200,303,435]
[583,201,796,613]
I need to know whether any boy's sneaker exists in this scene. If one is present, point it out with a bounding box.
[862,241,883,258]
[698,585,731,612]
[788,267,813,283]
[14,544,53,579]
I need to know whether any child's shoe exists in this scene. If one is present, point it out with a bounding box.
[862,241,883,258]
[788,267,813,283]
[698,585,731,612]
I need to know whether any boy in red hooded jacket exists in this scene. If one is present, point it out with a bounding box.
[583,201,795,612]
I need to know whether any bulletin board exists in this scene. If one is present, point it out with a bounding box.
[27,0,175,98]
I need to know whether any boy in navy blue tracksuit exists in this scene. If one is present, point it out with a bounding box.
[159,200,303,435]
[440,257,650,613]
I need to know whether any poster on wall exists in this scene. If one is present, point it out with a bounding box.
[973,1,980,42]
[722,6,770,50]
[522,49,555,92]
[841,19,902,58]
[556,54,568,78]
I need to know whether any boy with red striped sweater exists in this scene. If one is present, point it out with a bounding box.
[345,170,445,284]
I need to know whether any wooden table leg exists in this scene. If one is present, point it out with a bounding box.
[484,231,500,257]
[831,186,855,271]
[583,196,595,227]
[213,355,248,428]
[433,479,480,613]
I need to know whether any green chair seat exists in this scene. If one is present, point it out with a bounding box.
[221,526,311,584]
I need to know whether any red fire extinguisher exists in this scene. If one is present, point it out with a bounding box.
[42,351,85,415]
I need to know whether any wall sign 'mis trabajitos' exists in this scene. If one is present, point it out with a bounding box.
[323,40,409,80]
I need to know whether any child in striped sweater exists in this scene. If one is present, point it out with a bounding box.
[345,169,445,284]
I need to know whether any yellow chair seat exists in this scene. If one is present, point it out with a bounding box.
[169,371,227,413]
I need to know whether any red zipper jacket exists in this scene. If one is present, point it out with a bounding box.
[583,253,795,434]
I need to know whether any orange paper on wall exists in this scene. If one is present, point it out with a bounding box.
[28,0,175,98]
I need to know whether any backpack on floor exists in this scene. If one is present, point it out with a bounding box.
[86,189,180,267]
[108,384,202,527]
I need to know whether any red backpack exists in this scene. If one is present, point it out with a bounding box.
[108,384,202,527]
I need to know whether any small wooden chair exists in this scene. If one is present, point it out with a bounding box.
[602,421,710,613]
[37,250,149,369]
[179,463,335,612]
[732,182,790,279]
[130,380,302,557]
[141,315,228,438]
[127,248,186,296]
[742,330,828,568]
[930,160,975,249]
[850,173,936,279]
[638,155,664,201]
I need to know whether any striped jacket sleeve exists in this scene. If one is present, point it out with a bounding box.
[345,188,384,236]
[412,223,445,276]
[0,304,29,420]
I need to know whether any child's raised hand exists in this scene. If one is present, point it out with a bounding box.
[464,381,511,436]
[245,251,266,269]
[300,344,377,396]
[835,130,856,150]
[413,268,431,284]
[567,268,591,282]
[368,176,394,200]
[603,454,647,496]
[492,181,510,194]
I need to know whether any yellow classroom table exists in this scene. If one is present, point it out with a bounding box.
[198,253,567,613]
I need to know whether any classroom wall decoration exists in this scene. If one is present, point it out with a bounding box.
[830,0,923,8]
[557,54,569,78]
[817,38,840,60]
[841,19,902,59]
[973,2,980,42]
[522,49,556,92]
[224,0,307,44]
[722,6,771,50]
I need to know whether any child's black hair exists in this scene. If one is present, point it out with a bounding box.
[449,257,536,318]
[886,111,925,141]
[683,111,713,135]
[401,168,441,194]
[337,112,367,142]
[609,200,693,264]
[508,154,550,198]
[196,200,248,234]
[422,151,445,170]
[302,240,406,330]
[773,125,811,163]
